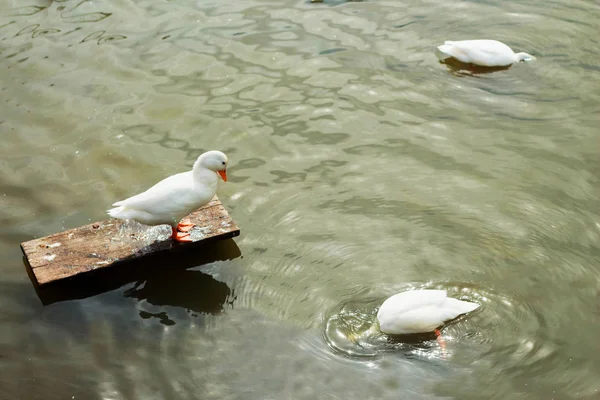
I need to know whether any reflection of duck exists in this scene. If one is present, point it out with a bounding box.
[377,290,479,339]
[437,40,535,67]
[108,151,228,242]
[124,269,233,317]
[439,56,512,76]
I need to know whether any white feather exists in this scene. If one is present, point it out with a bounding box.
[107,150,227,228]
[376,290,479,335]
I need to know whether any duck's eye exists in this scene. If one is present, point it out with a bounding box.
[221,161,226,165]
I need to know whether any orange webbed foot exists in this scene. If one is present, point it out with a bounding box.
[177,219,195,232]
[174,232,193,242]
[171,227,193,243]
[435,328,447,357]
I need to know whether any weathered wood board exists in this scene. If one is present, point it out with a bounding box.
[21,197,239,287]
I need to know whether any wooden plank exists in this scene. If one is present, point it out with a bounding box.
[20,197,239,287]
[25,239,242,306]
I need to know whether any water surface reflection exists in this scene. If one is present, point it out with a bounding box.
[1,0,600,398]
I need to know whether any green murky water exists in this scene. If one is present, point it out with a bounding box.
[1,0,599,399]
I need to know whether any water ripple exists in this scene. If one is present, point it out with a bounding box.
[1,0,600,398]
[324,282,547,369]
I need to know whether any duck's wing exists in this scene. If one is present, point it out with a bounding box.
[378,290,447,316]
[377,290,448,333]
[442,297,480,317]
[452,40,513,65]
[112,171,193,210]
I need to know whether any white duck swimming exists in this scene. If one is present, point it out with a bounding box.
[377,290,480,336]
[437,40,535,67]
[108,150,228,243]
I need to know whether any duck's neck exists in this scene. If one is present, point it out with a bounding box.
[193,163,219,186]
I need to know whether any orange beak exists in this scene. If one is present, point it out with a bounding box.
[218,170,227,182]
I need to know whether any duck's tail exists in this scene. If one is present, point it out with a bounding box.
[107,205,133,220]
[446,298,480,315]
[436,42,454,59]
[515,52,536,62]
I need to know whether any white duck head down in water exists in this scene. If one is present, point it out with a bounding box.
[376,289,480,336]
[437,40,535,67]
[107,150,229,243]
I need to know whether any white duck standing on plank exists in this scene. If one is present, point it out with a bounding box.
[108,150,228,243]
[376,290,480,349]
[437,40,535,67]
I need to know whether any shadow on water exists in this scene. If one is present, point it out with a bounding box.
[25,238,241,306]
[308,0,365,5]
[123,264,235,316]
[439,57,512,77]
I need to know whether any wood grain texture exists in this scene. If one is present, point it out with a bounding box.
[20,197,239,287]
